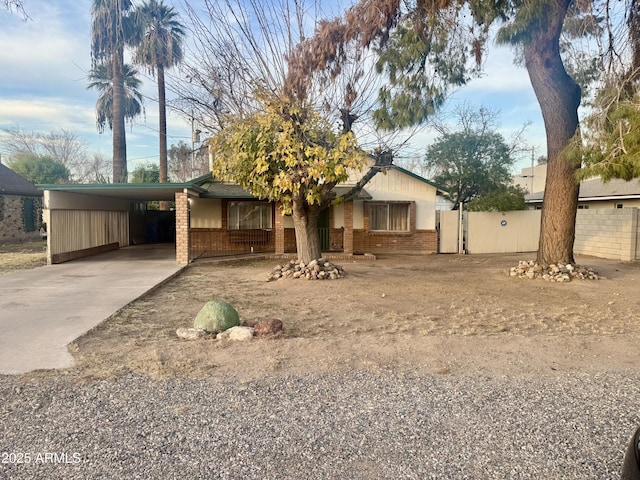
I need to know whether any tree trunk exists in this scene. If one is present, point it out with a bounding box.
[291,196,321,264]
[523,0,581,266]
[112,46,127,183]
[158,63,169,210]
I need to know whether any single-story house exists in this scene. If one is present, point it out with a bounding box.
[525,177,640,209]
[41,164,447,265]
[0,162,43,242]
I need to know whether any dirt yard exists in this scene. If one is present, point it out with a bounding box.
[64,252,640,382]
[0,240,46,274]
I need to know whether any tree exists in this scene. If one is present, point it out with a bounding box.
[135,0,185,192]
[1,126,87,173]
[211,96,365,263]
[181,0,397,263]
[285,0,616,266]
[130,162,160,183]
[2,0,26,17]
[423,106,522,210]
[87,62,145,134]
[8,154,70,184]
[466,186,526,212]
[168,140,207,182]
[426,131,515,210]
[91,0,139,183]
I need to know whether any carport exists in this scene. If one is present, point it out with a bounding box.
[40,182,204,265]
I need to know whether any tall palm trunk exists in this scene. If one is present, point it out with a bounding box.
[112,46,128,183]
[524,0,581,266]
[157,63,169,209]
[158,63,167,184]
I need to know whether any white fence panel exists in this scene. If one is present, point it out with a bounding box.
[466,210,541,254]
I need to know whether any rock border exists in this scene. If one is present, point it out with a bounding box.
[509,260,600,282]
[267,258,345,281]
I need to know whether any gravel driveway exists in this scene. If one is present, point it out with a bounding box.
[1,370,637,479]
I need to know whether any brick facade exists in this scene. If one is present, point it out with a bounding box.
[274,202,285,255]
[343,200,354,254]
[0,194,43,242]
[175,192,190,264]
[353,229,437,253]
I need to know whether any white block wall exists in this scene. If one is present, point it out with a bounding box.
[574,208,638,261]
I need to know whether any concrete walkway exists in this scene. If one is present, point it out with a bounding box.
[0,245,185,375]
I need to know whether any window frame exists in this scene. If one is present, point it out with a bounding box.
[367,201,411,232]
[227,201,272,230]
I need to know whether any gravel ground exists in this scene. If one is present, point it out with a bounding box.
[0,370,638,479]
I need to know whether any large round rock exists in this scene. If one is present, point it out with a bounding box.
[193,300,240,334]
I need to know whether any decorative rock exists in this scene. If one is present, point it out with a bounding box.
[217,326,254,341]
[253,319,283,337]
[266,258,346,281]
[193,300,241,333]
[509,260,599,283]
[176,327,208,340]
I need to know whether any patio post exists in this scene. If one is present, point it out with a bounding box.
[275,202,285,255]
[175,190,190,264]
[343,200,354,255]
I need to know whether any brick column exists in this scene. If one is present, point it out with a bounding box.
[175,191,190,264]
[274,203,285,255]
[343,200,354,255]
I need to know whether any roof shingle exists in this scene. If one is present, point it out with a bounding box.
[0,163,41,196]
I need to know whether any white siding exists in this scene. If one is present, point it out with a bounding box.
[364,168,437,229]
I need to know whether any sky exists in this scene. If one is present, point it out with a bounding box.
[0,0,547,177]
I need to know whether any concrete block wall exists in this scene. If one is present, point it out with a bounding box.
[574,208,638,261]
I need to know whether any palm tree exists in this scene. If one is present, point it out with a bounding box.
[135,0,185,189]
[87,63,145,134]
[91,0,139,183]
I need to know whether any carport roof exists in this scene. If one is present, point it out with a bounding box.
[39,174,373,202]
[38,182,204,202]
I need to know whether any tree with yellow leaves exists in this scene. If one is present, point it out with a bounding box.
[211,95,365,263]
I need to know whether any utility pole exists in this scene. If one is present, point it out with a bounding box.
[530,146,535,193]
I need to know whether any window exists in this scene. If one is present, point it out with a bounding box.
[616,203,624,209]
[228,202,272,230]
[368,202,410,232]
[22,198,35,232]
[577,204,589,210]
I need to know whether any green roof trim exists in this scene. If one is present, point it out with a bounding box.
[39,181,191,189]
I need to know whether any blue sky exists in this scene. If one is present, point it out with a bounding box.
[0,0,546,175]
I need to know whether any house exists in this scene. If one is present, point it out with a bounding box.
[525,177,640,209]
[523,176,640,261]
[512,163,547,194]
[41,164,447,265]
[0,162,43,243]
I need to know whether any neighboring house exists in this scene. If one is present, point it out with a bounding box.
[0,162,43,242]
[525,177,640,209]
[41,164,447,264]
[512,163,547,194]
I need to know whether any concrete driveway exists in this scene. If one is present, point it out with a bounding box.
[0,244,185,375]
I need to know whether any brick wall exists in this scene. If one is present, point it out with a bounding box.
[0,194,43,242]
[275,203,285,254]
[343,200,353,254]
[175,192,190,264]
[354,200,436,253]
[353,229,437,254]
